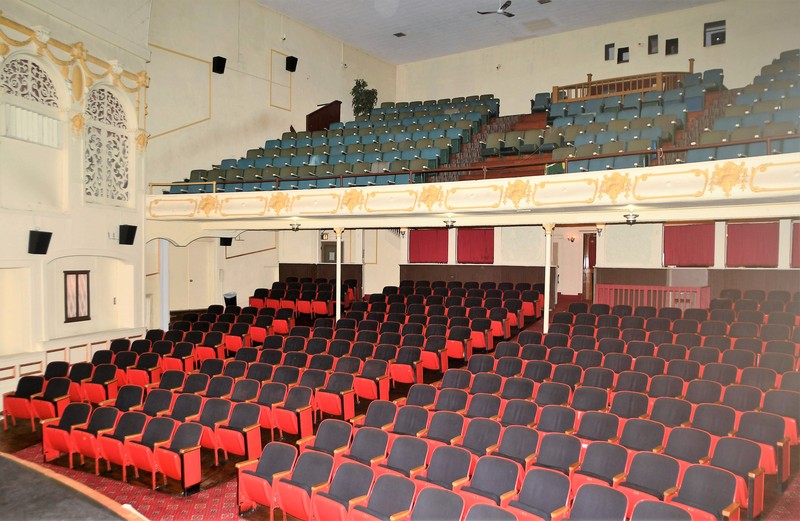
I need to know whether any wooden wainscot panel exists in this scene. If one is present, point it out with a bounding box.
[69,344,89,364]
[46,348,67,364]
[0,366,16,382]
[20,361,43,376]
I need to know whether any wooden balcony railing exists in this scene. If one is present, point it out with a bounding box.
[551,60,696,103]
[595,284,711,311]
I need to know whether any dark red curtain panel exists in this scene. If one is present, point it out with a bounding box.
[663,223,715,267]
[792,222,800,268]
[457,228,495,264]
[726,222,779,267]
[408,228,448,263]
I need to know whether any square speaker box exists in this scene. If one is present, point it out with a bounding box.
[212,56,227,74]
[119,225,137,245]
[28,230,52,255]
[220,237,233,247]
[286,56,298,72]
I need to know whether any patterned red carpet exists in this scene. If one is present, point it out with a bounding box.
[14,445,238,520]
[765,473,800,521]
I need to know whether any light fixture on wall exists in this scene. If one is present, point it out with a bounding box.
[444,218,456,229]
[596,224,605,237]
[320,230,329,240]
[567,235,576,242]
[290,222,301,232]
[624,212,639,225]
[399,227,407,238]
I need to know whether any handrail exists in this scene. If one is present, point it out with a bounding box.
[552,71,690,104]
[147,134,797,195]
[595,284,711,311]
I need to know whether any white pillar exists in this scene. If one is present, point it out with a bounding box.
[334,227,344,322]
[159,239,170,330]
[543,223,555,334]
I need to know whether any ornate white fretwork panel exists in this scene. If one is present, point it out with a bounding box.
[0,58,59,107]
[84,88,130,203]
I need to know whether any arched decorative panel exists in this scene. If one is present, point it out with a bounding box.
[83,87,130,203]
[0,57,60,107]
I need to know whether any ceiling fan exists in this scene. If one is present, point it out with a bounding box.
[478,0,515,18]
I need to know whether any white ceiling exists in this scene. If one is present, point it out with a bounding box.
[256,0,719,65]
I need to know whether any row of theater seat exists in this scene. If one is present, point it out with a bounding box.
[254,400,773,520]
[40,398,250,493]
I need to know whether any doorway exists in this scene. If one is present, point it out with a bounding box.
[582,233,597,300]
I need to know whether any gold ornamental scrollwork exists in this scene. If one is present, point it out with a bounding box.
[268,191,291,215]
[503,179,531,208]
[340,188,365,213]
[418,185,444,211]
[599,171,631,203]
[197,195,219,217]
[70,113,84,135]
[135,130,149,151]
[710,161,747,197]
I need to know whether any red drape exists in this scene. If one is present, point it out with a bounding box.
[726,222,779,267]
[408,228,448,263]
[457,228,494,264]
[792,222,800,268]
[663,223,715,267]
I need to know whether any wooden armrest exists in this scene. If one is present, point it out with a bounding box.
[612,472,626,485]
[551,505,569,518]
[243,424,260,432]
[699,456,710,464]
[332,446,348,455]
[124,433,142,442]
[722,502,740,518]
[53,395,70,402]
[608,436,620,443]
[40,418,60,426]
[452,476,469,489]
[236,459,259,470]
[499,490,516,502]
[184,413,200,422]
[179,445,201,454]
[369,454,385,465]
[297,435,316,446]
[348,495,369,508]
[663,486,679,497]
[214,419,229,428]
[96,427,114,436]
[389,510,410,521]
[749,466,765,478]
[350,414,365,424]
[310,482,328,494]
[653,445,664,453]
[29,392,43,399]
[295,405,312,413]
[568,461,580,473]
[486,444,499,452]
[152,440,170,450]
[451,435,464,445]
[272,469,292,481]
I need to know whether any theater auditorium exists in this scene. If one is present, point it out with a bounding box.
[0,0,799,519]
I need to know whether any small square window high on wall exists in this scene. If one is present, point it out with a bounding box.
[704,20,726,47]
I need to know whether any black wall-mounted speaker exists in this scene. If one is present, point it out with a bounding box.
[212,56,227,74]
[28,230,52,255]
[119,225,137,245]
[286,56,298,72]
[220,237,233,247]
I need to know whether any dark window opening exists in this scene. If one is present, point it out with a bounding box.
[605,43,615,61]
[648,35,658,55]
[666,38,679,55]
[617,47,630,64]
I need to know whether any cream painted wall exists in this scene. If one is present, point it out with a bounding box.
[598,223,664,268]
[363,229,401,296]
[396,0,800,115]
[145,0,396,185]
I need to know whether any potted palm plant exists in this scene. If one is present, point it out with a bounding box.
[351,79,378,118]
